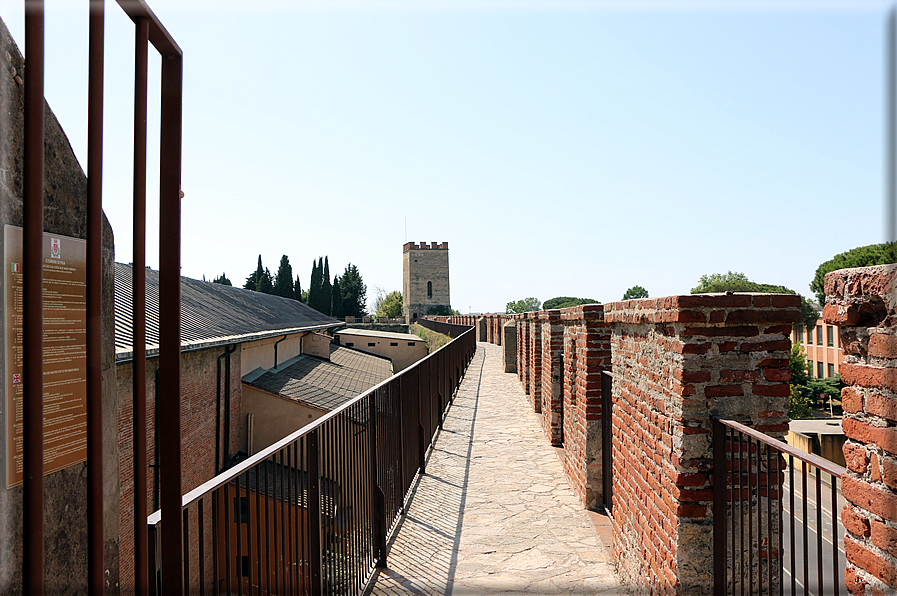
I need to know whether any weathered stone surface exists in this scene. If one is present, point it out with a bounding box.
[502,320,517,373]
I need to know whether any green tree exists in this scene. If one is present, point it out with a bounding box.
[244,255,265,291]
[505,297,541,314]
[257,268,274,294]
[308,259,321,312]
[811,242,897,305]
[542,297,600,310]
[622,285,649,300]
[691,271,818,328]
[273,255,294,298]
[321,257,332,316]
[340,263,367,318]
[376,291,403,319]
[211,273,231,286]
[294,275,303,302]
[789,342,809,387]
[331,276,344,319]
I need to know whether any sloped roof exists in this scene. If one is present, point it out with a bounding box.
[246,344,392,412]
[335,327,423,342]
[114,262,340,360]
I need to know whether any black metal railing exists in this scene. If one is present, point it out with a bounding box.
[713,417,846,596]
[147,325,475,595]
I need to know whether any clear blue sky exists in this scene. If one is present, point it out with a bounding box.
[0,0,888,313]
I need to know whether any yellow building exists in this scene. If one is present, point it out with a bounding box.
[792,321,845,379]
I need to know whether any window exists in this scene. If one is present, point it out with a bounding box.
[390,342,398,347]
[427,281,433,298]
[806,328,812,344]
[816,325,823,346]
[368,342,376,347]
[817,361,824,378]
[828,363,835,377]
[827,326,834,347]
[808,361,814,378]
[408,342,416,346]
[346,342,354,347]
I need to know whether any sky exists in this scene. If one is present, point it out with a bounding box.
[0,0,889,314]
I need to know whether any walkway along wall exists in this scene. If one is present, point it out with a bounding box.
[824,264,897,595]
[444,292,797,595]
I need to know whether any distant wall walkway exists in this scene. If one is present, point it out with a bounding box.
[368,342,624,595]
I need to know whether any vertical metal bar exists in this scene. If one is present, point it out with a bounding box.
[244,471,253,596]
[816,467,823,593]
[285,447,292,596]
[198,498,205,596]
[369,394,386,568]
[789,455,795,595]
[712,419,726,595]
[158,52,184,595]
[182,508,190,595]
[833,475,839,596]
[235,479,243,596]
[748,437,754,596]
[86,3,105,594]
[272,456,279,596]
[224,484,232,596]
[22,1,46,592]
[802,460,809,593]
[765,445,772,595]
[255,463,262,594]
[308,430,322,596]
[212,491,219,596]
[738,431,744,596]
[264,460,271,593]
[779,453,784,596]
[730,428,735,593]
[279,450,286,596]
[132,15,149,595]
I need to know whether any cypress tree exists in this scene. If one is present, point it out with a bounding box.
[244,255,265,291]
[258,267,274,294]
[307,259,318,310]
[294,275,303,302]
[273,255,294,298]
[331,275,344,319]
[322,256,332,316]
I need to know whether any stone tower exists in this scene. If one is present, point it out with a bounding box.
[403,242,450,322]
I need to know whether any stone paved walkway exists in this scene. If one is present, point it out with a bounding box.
[367,342,626,595]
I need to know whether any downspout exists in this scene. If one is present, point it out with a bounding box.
[273,335,287,369]
[218,344,236,473]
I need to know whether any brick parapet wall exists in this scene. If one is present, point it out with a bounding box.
[823,264,897,595]
[539,310,564,445]
[560,304,610,508]
[604,294,796,595]
[528,314,543,412]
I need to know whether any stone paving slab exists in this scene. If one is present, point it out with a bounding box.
[367,342,626,595]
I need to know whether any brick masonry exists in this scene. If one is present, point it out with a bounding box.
[824,264,897,595]
[441,292,797,595]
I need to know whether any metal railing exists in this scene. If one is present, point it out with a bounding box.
[147,325,476,595]
[713,418,846,596]
[20,2,181,593]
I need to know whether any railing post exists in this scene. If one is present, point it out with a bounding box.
[368,393,387,567]
[712,418,727,595]
[307,430,323,596]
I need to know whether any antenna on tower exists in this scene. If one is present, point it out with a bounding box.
[405,218,407,242]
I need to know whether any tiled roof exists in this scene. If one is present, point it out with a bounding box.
[335,328,423,342]
[246,344,392,412]
[114,262,340,359]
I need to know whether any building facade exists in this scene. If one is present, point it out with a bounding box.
[791,321,845,379]
[402,242,451,322]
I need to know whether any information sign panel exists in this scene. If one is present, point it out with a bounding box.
[3,225,87,488]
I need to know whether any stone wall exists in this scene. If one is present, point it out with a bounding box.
[824,264,897,595]
[443,292,797,595]
[0,18,118,594]
[402,242,450,321]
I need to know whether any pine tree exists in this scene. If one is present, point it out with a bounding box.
[340,263,367,318]
[294,275,303,302]
[331,275,344,319]
[212,273,232,286]
[244,255,265,291]
[322,257,332,316]
[258,267,274,294]
[273,255,294,298]
[307,259,319,310]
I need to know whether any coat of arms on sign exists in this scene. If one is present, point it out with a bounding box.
[51,238,60,259]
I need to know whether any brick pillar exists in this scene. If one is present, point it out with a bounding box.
[477,317,487,342]
[824,264,897,595]
[603,294,797,595]
[502,320,517,373]
[529,314,542,413]
[517,314,527,388]
[540,310,564,445]
[561,304,610,508]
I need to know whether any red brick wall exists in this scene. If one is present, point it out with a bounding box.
[540,310,564,445]
[528,314,543,412]
[561,304,610,509]
[117,346,242,593]
[824,264,897,595]
[603,294,796,595]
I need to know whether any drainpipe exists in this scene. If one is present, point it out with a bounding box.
[217,344,236,473]
[273,335,287,369]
